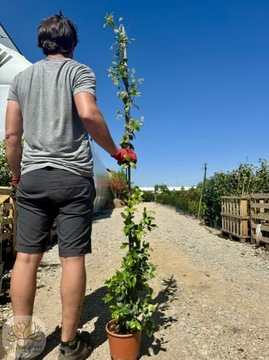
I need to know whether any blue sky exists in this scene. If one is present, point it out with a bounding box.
[1,0,269,187]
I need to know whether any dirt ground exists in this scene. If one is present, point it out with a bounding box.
[2,203,269,359]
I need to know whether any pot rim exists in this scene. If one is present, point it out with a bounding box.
[105,319,141,339]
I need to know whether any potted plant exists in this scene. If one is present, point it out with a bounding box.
[103,14,157,360]
[104,188,157,359]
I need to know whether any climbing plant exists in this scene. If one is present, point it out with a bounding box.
[103,13,157,337]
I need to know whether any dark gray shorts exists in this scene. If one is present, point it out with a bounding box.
[16,167,96,257]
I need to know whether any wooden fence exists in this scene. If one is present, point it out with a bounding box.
[221,194,269,247]
[250,194,269,250]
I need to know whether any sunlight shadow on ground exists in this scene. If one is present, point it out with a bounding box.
[37,286,109,358]
[141,275,179,357]
[38,276,179,358]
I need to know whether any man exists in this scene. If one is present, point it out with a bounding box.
[5,13,137,360]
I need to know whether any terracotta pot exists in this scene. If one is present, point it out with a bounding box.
[106,319,142,360]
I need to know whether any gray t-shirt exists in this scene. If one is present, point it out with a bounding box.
[8,58,95,177]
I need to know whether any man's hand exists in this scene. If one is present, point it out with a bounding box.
[11,177,20,199]
[12,177,20,187]
[111,148,137,165]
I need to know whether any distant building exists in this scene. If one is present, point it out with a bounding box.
[139,186,192,192]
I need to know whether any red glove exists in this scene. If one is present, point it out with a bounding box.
[11,177,20,199]
[111,148,137,165]
[12,177,20,187]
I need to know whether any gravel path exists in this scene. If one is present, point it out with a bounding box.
[2,202,269,359]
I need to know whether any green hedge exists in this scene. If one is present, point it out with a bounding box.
[142,191,155,202]
[155,187,201,216]
[147,159,269,226]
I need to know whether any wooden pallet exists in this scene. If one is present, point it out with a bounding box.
[250,194,269,246]
[0,188,16,294]
[221,196,250,243]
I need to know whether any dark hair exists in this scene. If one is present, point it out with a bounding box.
[37,13,79,55]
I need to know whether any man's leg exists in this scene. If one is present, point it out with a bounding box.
[11,252,43,317]
[60,255,86,342]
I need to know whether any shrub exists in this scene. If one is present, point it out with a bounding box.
[155,187,200,216]
[0,140,11,186]
[142,191,155,202]
[109,170,128,200]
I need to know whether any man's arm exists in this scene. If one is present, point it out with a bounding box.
[74,92,119,156]
[5,100,23,178]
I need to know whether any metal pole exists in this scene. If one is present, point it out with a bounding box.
[198,163,207,220]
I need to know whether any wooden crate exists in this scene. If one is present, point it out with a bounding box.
[0,188,16,259]
[250,194,269,248]
[0,187,16,293]
[221,196,250,242]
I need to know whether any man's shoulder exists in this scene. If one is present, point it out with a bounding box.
[15,61,41,78]
[68,60,96,82]
[69,59,94,73]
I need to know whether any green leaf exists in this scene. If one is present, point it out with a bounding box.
[104,294,113,303]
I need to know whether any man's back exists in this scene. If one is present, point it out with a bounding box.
[8,58,96,176]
